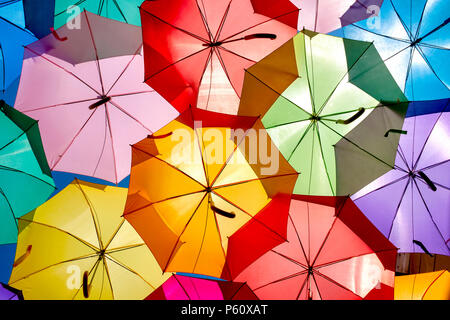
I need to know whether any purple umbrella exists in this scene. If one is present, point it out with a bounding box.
[0,283,23,300]
[352,99,450,256]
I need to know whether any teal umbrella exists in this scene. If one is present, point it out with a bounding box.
[54,0,144,29]
[0,100,55,283]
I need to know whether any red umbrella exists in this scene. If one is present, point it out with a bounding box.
[229,195,398,300]
[140,0,299,115]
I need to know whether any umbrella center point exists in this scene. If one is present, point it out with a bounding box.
[308,266,314,275]
[98,249,106,258]
[205,186,212,193]
[309,114,320,122]
[204,41,223,48]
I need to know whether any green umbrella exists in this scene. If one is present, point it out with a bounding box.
[0,100,55,282]
[238,30,408,196]
[54,0,144,29]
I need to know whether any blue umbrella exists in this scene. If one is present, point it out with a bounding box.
[331,0,449,101]
[0,0,25,27]
[0,15,36,105]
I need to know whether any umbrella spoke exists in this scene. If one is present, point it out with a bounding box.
[105,44,143,96]
[214,48,241,99]
[192,202,212,273]
[349,22,411,43]
[288,213,311,267]
[412,179,450,253]
[387,178,411,239]
[19,98,101,113]
[189,103,211,187]
[0,186,17,229]
[0,165,56,190]
[140,9,209,44]
[23,46,102,96]
[112,0,128,24]
[313,271,362,299]
[352,174,409,202]
[252,270,307,292]
[270,249,308,269]
[173,274,192,300]
[213,0,232,42]
[104,105,119,183]
[84,10,106,94]
[195,0,214,41]
[390,0,415,41]
[415,45,449,91]
[107,99,153,133]
[315,125,336,195]
[91,110,109,178]
[314,248,398,269]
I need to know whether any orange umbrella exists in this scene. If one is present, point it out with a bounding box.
[123,107,298,278]
[395,270,450,300]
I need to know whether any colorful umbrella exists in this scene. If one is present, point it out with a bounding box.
[395,270,450,300]
[123,107,298,278]
[0,283,23,300]
[9,179,168,300]
[331,0,450,101]
[14,11,178,184]
[146,274,258,300]
[230,195,397,300]
[54,0,144,29]
[22,0,55,39]
[0,0,25,26]
[238,30,408,196]
[352,101,450,256]
[293,0,384,33]
[0,101,55,283]
[141,0,299,114]
[0,13,36,105]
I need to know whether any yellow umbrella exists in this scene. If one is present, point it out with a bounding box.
[395,270,450,300]
[9,179,168,300]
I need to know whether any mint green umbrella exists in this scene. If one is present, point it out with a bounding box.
[54,0,144,29]
[0,101,55,282]
[238,30,408,196]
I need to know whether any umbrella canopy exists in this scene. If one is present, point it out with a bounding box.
[330,0,450,101]
[22,0,55,39]
[9,179,168,300]
[395,270,450,300]
[146,274,258,300]
[238,30,408,196]
[0,0,25,26]
[293,0,384,33]
[0,283,23,300]
[141,0,299,114]
[54,0,144,29]
[14,11,179,184]
[0,14,36,105]
[352,101,450,256]
[0,101,55,283]
[123,107,298,278]
[230,195,397,300]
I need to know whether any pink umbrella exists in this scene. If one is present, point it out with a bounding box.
[14,11,178,183]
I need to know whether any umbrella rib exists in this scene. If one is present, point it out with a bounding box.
[219,8,299,42]
[421,158,450,172]
[320,121,395,170]
[0,165,56,190]
[295,275,309,300]
[18,218,99,251]
[212,172,298,190]
[264,118,310,130]
[143,46,210,82]
[217,44,257,63]
[213,0,232,42]
[416,45,450,90]
[421,270,446,299]
[84,10,105,94]
[9,252,98,285]
[389,0,414,40]
[352,174,409,202]
[130,145,207,189]
[50,107,100,171]
[305,125,317,195]
[310,273,323,300]
[310,198,349,266]
[202,48,214,110]
[20,97,101,113]
[320,105,378,119]
[315,42,375,116]
[104,253,158,290]
[108,99,154,133]
[252,270,307,292]
[270,249,308,269]
[418,42,450,51]
[91,109,109,177]
[214,49,242,100]
[75,179,104,249]
[288,212,311,266]
[140,9,209,43]
[104,104,119,183]
[22,46,101,96]
[0,186,18,229]
[0,117,36,151]
[315,124,336,195]
[211,191,287,242]
[411,0,429,41]
[0,44,5,92]
[301,33,316,113]
[105,44,143,96]
[103,218,125,251]
[162,193,208,272]
[105,243,146,255]
[112,0,128,24]
[189,106,211,187]
[314,248,398,269]
[286,122,314,162]
[97,0,105,17]
[412,178,450,253]
[404,47,415,99]
[173,274,192,300]
[397,144,412,171]
[195,0,214,42]
[244,69,311,116]
[412,110,445,171]
[71,257,102,300]
[101,255,115,299]
[313,271,362,299]
[228,281,248,300]
[109,90,155,98]
[191,203,210,274]
[386,177,411,239]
